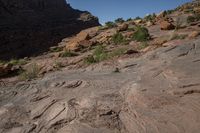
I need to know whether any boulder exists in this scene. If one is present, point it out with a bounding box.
[66,31,93,51]
[65,30,90,51]
[160,20,175,30]
[117,23,129,32]
[90,28,117,44]
[150,37,168,46]
[65,27,99,51]
[188,31,200,39]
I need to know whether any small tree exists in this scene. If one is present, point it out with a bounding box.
[144,13,156,21]
[132,26,150,42]
[112,32,126,45]
[115,18,125,23]
[126,18,132,21]
[134,16,141,20]
[105,21,117,28]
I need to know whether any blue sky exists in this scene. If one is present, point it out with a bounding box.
[67,0,192,24]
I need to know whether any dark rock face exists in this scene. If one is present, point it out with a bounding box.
[0,0,100,60]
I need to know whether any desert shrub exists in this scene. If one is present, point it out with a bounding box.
[60,51,78,57]
[54,61,63,70]
[132,26,150,42]
[84,46,127,64]
[138,42,149,50]
[162,11,168,17]
[105,21,117,28]
[50,47,63,52]
[8,59,27,66]
[84,55,96,64]
[187,14,200,23]
[20,63,40,80]
[84,45,108,64]
[166,9,175,15]
[187,16,196,23]
[134,16,141,20]
[98,26,108,30]
[0,60,6,65]
[144,13,156,21]
[169,33,187,40]
[112,32,126,45]
[115,18,125,23]
[175,17,182,30]
[93,45,108,61]
[126,18,132,21]
[0,59,27,66]
[109,48,127,57]
[184,9,195,14]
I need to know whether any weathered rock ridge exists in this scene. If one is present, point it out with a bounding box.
[0,0,100,59]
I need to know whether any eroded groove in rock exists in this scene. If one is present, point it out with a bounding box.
[64,80,83,89]
[180,83,200,88]
[32,99,57,120]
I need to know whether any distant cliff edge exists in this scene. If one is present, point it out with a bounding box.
[0,0,100,60]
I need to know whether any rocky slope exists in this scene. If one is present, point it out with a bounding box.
[1,0,200,133]
[0,0,100,60]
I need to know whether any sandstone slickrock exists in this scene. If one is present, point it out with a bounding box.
[1,38,200,133]
[0,0,100,60]
[1,1,200,133]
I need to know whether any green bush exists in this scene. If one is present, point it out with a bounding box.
[54,61,63,70]
[0,60,5,65]
[132,26,150,42]
[84,46,127,64]
[50,47,63,52]
[84,55,96,64]
[134,16,141,20]
[169,33,187,40]
[8,59,27,66]
[112,32,126,45]
[0,59,27,66]
[187,14,200,23]
[184,9,194,14]
[105,21,117,28]
[138,42,149,50]
[144,13,156,21]
[109,48,127,57]
[93,45,108,61]
[187,16,196,23]
[163,11,168,17]
[84,45,108,64]
[115,18,125,23]
[60,51,78,57]
[126,18,132,21]
[166,9,175,15]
